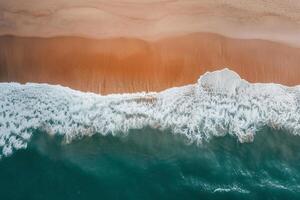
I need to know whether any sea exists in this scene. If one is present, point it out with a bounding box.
[0,69,300,200]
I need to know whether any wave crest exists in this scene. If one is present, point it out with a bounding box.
[0,68,300,157]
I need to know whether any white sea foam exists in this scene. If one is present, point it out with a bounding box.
[0,68,299,157]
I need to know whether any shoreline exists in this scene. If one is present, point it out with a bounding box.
[1,32,300,94]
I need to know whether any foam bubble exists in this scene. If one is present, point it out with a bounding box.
[0,68,299,157]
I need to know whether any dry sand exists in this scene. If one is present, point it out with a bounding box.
[1,0,300,46]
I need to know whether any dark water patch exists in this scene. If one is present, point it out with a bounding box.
[0,128,300,199]
[0,146,107,200]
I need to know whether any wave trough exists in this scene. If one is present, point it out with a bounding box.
[0,68,299,158]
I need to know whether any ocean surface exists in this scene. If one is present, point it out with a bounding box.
[0,69,300,199]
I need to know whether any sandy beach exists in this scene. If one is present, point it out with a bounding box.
[1,0,300,93]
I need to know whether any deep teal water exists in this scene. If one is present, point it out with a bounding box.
[1,128,300,200]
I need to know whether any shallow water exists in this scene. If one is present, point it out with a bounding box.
[1,128,300,200]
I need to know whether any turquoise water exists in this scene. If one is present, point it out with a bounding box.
[1,70,300,199]
[1,128,300,200]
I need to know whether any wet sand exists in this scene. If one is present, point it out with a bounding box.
[1,32,300,94]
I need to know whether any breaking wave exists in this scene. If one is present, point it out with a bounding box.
[0,68,300,158]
